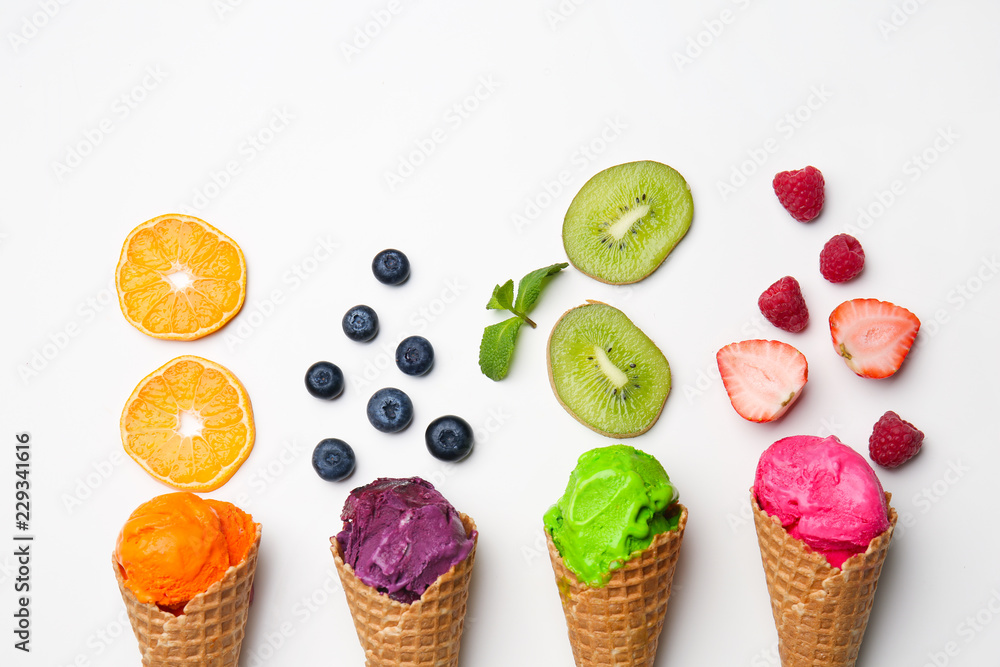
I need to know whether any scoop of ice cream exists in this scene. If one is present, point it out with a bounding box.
[754,434,890,568]
[115,492,256,608]
[543,444,681,586]
[205,498,258,566]
[336,477,475,604]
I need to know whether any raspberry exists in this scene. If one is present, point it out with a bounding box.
[820,234,865,283]
[869,411,924,468]
[772,166,825,222]
[758,276,809,333]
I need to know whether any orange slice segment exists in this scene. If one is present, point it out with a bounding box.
[121,355,255,492]
[115,214,247,340]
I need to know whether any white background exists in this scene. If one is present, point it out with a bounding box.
[3,2,999,665]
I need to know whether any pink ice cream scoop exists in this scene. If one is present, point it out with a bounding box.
[754,435,890,568]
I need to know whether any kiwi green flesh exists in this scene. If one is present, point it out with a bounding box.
[547,302,670,437]
[563,160,693,285]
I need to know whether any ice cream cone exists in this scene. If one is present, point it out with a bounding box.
[751,492,897,667]
[114,523,261,666]
[546,505,687,667]
[331,512,477,667]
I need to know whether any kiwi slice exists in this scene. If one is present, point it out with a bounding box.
[546,301,670,437]
[562,160,693,285]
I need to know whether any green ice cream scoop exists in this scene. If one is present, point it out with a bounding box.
[543,444,680,587]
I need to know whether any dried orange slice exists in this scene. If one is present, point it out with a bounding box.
[121,355,254,492]
[115,214,247,340]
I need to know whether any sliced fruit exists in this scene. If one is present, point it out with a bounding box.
[829,298,920,379]
[121,355,255,491]
[547,301,671,437]
[562,161,693,285]
[716,340,808,423]
[115,214,247,340]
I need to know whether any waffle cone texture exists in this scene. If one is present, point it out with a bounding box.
[546,505,688,667]
[331,512,477,667]
[751,492,897,667]
[114,523,261,666]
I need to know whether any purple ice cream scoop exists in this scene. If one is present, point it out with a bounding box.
[336,477,476,603]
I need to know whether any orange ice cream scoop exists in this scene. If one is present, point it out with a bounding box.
[115,492,231,608]
[205,499,257,566]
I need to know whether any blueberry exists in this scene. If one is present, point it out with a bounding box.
[372,249,410,285]
[395,335,434,376]
[305,361,344,399]
[312,438,356,481]
[342,305,379,342]
[425,415,474,462]
[366,387,413,433]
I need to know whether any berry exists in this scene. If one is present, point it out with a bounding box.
[304,361,344,399]
[366,387,413,433]
[772,166,825,222]
[758,276,809,333]
[869,411,924,468]
[829,298,920,379]
[372,249,410,285]
[820,234,865,283]
[396,336,434,376]
[716,339,808,423]
[425,415,474,462]
[312,438,356,481]
[342,305,379,342]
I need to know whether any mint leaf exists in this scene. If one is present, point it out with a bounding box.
[479,260,568,381]
[478,316,523,381]
[514,262,568,313]
[487,279,515,310]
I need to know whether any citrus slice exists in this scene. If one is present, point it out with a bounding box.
[121,355,255,492]
[115,214,247,340]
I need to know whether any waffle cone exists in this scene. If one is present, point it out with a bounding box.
[546,505,688,667]
[114,523,261,666]
[331,513,477,667]
[751,492,897,667]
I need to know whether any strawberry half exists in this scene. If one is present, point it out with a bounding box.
[716,339,808,423]
[829,298,920,379]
